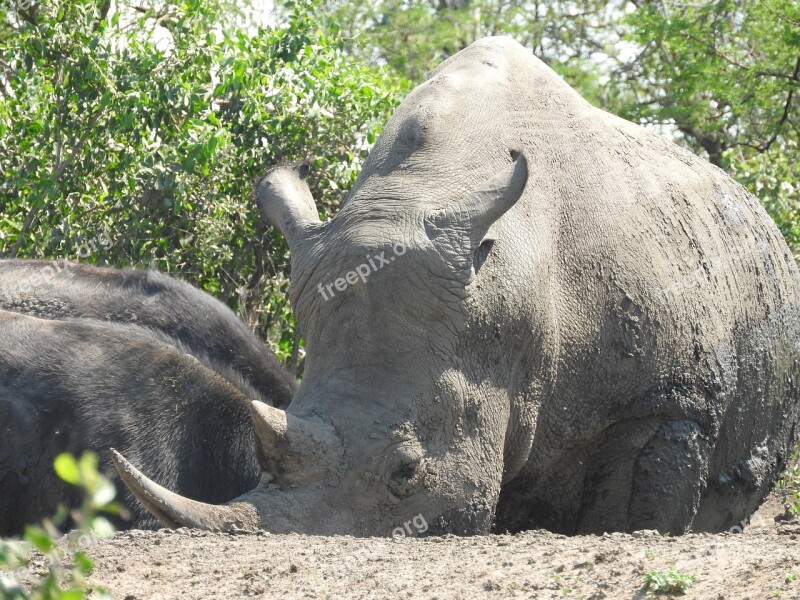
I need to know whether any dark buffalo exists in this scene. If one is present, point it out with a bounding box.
[0,260,295,404]
[0,262,294,535]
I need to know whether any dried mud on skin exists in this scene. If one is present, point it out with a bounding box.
[62,497,796,600]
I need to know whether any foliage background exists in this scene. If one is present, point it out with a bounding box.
[1,0,798,368]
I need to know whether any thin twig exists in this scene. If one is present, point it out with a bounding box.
[755,55,800,154]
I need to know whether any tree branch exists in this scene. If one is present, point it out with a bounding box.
[682,30,800,82]
[760,2,800,28]
[14,0,39,26]
[93,0,112,31]
[755,55,800,154]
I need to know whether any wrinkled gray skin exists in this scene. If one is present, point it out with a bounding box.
[0,260,296,406]
[0,263,294,535]
[116,37,800,536]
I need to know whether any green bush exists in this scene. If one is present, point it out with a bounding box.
[0,0,408,363]
[641,567,697,595]
[0,452,122,600]
[776,445,800,520]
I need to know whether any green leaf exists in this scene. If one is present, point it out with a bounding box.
[73,551,94,575]
[53,453,80,485]
[23,525,54,553]
[78,451,101,490]
[91,479,117,507]
[58,589,88,600]
[91,517,116,539]
[0,540,31,568]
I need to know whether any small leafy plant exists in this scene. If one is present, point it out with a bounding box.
[776,445,800,520]
[641,567,697,595]
[0,452,124,599]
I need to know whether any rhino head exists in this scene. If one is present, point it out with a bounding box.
[113,151,527,536]
[114,37,536,536]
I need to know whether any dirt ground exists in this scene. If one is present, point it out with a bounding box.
[15,493,788,599]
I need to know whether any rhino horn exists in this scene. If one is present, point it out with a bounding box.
[250,401,342,481]
[110,449,261,532]
[250,400,289,455]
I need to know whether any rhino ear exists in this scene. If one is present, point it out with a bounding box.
[256,165,320,248]
[427,150,528,251]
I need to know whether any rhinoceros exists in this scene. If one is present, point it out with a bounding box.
[0,263,294,535]
[114,36,800,536]
[0,260,295,406]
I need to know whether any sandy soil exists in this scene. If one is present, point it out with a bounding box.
[13,494,796,599]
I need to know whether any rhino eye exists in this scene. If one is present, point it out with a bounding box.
[389,461,421,497]
[392,462,417,481]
